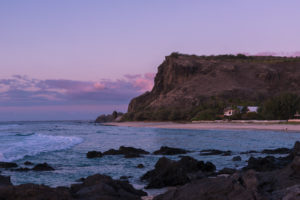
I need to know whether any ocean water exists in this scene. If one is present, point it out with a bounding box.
[1,121,300,192]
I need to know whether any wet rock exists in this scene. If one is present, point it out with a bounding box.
[217,168,236,175]
[0,162,18,169]
[261,147,291,154]
[103,146,149,158]
[200,149,232,156]
[75,178,85,182]
[153,174,258,200]
[32,163,54,171]
[141,156,215,189]
[0,184,72,200]
[243,156,290,172]
[24,161,33,165]
[120,176,132,180]
[11,167,31,172]
[153,146,190,155]
[232,156,242,161]
[0,173,146,200]
[86,151,103,158]
[137,164,145,168]
[0,175,11,186]
[240,150,259,154]
[71,174,147,200]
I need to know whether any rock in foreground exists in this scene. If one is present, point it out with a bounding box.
[141,156,215,189]
[154,141,300,200]
[0,174,146,200]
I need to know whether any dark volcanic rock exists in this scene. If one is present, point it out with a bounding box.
[154,154,300,200]
[217,168,237,175]
[0,184,72,200]
[95,111,124,123]
[11,167,31,172]
[243,156,290,172]
[232,156,242,161]
[103,146,149,158]
[0,162,18,169]
[141,156,215,189]
[261,147,291,154]
[86,151,103,158]
[32,163,54,171]
[71,174,146,200]
[240,150,259,154]
[0,175,11,186]
[153,146,189,155]
[0,174,146,200]
[24,161,33,165]
[136,164,144,168]
[120,176,132,180]
[200,149,232,156]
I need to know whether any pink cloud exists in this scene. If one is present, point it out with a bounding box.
[124,73,155,92]
[254,51,300,57]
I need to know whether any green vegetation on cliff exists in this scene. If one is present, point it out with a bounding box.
[123,53,300,121]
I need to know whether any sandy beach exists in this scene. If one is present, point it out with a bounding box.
[104,121,300,132]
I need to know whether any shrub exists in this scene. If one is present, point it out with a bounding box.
[260,93,300,120]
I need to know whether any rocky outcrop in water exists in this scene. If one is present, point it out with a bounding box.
[32,163,55,171]
[95,111,124,123]
[0,162,18,169]
[103,146,150,157]
[200,149,232,156]
[153,146,190,155]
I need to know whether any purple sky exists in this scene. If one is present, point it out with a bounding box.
[1,0,300,121]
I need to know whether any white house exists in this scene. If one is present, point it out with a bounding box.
[224,107,236,116]
[224,106,259,116]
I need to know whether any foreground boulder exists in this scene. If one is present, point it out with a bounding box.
[71,174,147,200]
[154,142,300,200]
[153,146,190,155]
[0,174,146,200]
[0,184,72,200]
[141,156,215,189]
[155,156,300,200]
[0,175,12,186]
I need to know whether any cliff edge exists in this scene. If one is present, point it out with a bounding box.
[125,53,300,121]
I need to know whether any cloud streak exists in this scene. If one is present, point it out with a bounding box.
[0,73,155,107]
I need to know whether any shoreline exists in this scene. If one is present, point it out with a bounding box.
[104,121,300,132]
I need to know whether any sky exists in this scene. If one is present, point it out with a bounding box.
[1,0,300,121]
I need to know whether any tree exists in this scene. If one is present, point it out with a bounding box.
[261,93,300,120]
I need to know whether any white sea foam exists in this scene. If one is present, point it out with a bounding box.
[0,133,83,162]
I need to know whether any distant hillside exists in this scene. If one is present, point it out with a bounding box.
[124,53,300,121]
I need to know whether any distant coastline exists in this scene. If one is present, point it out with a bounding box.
[104,121,300,132]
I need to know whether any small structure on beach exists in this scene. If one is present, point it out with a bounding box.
[288,112,300,122]
[224,106,259,117]
[224,107,237,116]
[294,112,300,119]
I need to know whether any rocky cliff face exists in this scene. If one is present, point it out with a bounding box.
[127,53,300,120]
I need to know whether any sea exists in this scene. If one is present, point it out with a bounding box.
[1,120,300,194]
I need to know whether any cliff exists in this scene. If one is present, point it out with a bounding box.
[126,53,300,121]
